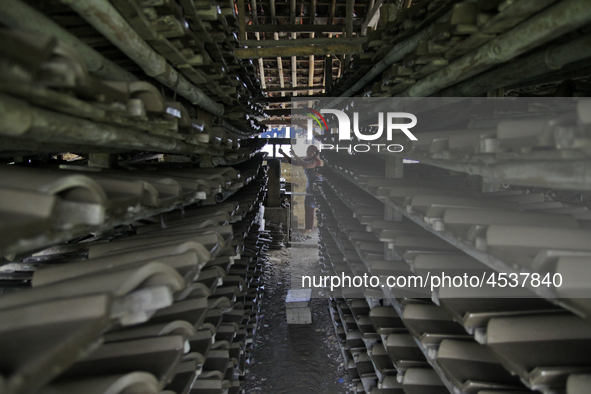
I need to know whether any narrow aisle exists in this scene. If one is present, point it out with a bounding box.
[246,233,353,393]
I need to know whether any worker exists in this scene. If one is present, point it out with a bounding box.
[278,145,323,235]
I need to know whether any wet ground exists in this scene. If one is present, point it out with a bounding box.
[245,231,354,394]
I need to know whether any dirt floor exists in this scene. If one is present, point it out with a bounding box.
[245,230,354,394]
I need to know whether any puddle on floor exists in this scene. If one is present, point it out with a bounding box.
[245,242,353,394]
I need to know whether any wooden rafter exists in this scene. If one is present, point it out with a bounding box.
[250,0,266,90]
[262,86,323,92]
[309,0,317,99]
[330,0,336,25]
[308,32,315,96]
[235,43,362,58]
[241,37,365,47]
[324,54,333,92]
[361,0,383,36]
[253,95,320,103]
[290,0,296,24]
[269,0,286,105]
[236,0,375,111]
[291,33,297,97]
[245,24,350,33]
[344,0,355,66]
[237,0,246,40]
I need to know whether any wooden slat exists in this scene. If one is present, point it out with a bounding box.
[324,55,333,91]
[235,43,362,58]
[291,33,297,96]
[345,0,355,66]
[242,37,367,47]
[253,95,320,103]
[237,0,246,40]
[290,0,296,24]
[309,32,315,96]
[262,86,324,92]
[245,24,350,33]
[330,0,337,25]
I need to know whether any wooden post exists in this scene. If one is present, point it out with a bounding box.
[345,0,355,67]
[290,0,296,25]
[237,0,246,41]
[330,0,336,25]
[277,43,286,107]
[291,32,297,96]
[268,0,284,106]
[324,54,333,92]
[346,0,354,37]
[249,0,267,91]
[308,33,315,97]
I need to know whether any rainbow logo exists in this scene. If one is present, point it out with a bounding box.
[295,108,328,137]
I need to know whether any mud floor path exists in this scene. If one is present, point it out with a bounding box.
[245,234,353,394]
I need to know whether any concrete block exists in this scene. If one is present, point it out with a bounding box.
[286,289,312,324]
[286,307,312,324]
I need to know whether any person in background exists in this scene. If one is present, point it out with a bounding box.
[278,145,323,235]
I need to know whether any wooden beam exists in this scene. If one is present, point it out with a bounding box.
[265,79,324,86]
[290,0,296,24]
[367,0,375,14]
[345,0,354,67]
[249,0,266,90]
[276,35,285,103]
[266,77,324,85]
[310,0,316,99]
[242,37,366,47]
[330,0,336,25]
[291,33,297,96]
[263,68,340,73]
[251,0,259,24]
[256,41,265,89]
[264,59,330,64]
[262,65,340,70]
[268,0,286,107]
[346,0,354,34]
[251,1,368,6]
[262,86,323,92]
[309,33,315,96]
[270,0,276,21]
[316,1,369,5]
[361,0,383,36]
[253,95,320,103]
[243,15,366,22]
[237,0,246,40]
[324,55,333,91]
[235,43,362,58]
[245,24,349,33]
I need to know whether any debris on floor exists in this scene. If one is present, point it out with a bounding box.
[245,234,354,394]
